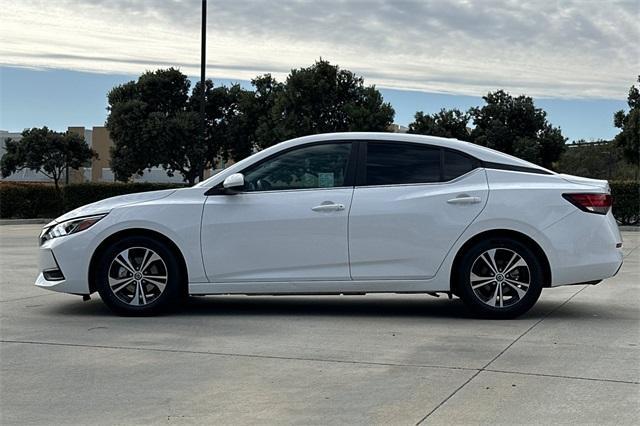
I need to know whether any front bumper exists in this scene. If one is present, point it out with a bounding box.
[35,229,96,295]
[39,248,65,281]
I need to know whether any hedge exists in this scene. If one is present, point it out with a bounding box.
[0,182,61,219]
[0,182,184,219]
[610,181,640,225]
[1,180,638,224]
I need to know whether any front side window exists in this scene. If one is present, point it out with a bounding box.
[243,143,352,192]
[366,142,440,185]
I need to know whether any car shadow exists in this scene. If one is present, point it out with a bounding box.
[42,294,573,320]
[180,295,473,318]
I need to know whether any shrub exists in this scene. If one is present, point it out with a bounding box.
[555,140,639,181]
[0,182,62,218]
[0,182,184,219]
[610,181,640,225]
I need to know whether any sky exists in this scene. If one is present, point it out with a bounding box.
[1,0,638,141]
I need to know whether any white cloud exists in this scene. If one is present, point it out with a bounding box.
[1,0,638,98]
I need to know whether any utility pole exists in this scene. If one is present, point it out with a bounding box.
[199,0,207,181]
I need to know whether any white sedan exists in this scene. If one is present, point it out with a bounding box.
[36,132,623,318]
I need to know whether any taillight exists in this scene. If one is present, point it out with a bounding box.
[562,193,612,215]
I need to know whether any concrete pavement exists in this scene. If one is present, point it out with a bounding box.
[1,224,639,425]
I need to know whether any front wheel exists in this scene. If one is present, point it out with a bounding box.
[456,238,543,319]
[95,236,182,316]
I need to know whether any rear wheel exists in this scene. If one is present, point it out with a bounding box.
[456,238,543,319]
[95,236,182,316]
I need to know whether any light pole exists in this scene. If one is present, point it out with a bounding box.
[199,0,207,180]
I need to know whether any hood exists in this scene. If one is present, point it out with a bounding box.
[557,174,610,192]
[50,189,177,225]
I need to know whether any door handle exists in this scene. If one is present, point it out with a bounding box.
[447,195,481,205]
[312,202,345,212]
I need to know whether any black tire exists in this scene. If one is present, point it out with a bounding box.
[456,237,543,319]
[95,235,183,316]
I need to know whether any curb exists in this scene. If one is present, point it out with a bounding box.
[0,218,52,226]
[619,226,640,232]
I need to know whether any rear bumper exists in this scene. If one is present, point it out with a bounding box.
[540,210,623,287]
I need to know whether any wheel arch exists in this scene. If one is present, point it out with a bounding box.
[88,228,189,295]
[450,229,552,293]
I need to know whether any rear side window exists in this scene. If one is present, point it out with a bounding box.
[366,142,440,185]
[443,150,478,181]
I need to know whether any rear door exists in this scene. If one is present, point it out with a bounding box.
[348,141,488,280]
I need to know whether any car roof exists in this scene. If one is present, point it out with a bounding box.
[286,132,551,171]
[196,132,552,188]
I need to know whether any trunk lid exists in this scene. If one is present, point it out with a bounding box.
[557,174,610,192]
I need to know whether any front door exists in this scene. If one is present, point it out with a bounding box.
[201,142,356,282]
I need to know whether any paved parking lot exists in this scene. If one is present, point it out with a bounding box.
[1,224,639,425]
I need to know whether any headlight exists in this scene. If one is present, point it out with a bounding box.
[40,214,107,245]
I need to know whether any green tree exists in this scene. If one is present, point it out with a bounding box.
[157,110,204,184]
[613,76,639,173]
[555,139,638,180]
[250,59,394,149]
[469,90,567,168]
[107,68,254,185]
[243,74,285,151]
[107,68,201,184]
[191,81,254,163]
[1,127,95,191]
[407,109,470,140]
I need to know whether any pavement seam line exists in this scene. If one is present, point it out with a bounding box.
[4,337,639,387]
[0,339,478,372]
[482,285,589,370]
[483,368,640,385]
[0,293,57,303]
[624,244,639,258]
[4,339,635,386]
[414,370,482,425]
[415,285,590,425]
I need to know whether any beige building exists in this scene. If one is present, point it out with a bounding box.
[1,127,110,183]
[1,126,207,184]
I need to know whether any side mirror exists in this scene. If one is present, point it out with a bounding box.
[222,173,245,192]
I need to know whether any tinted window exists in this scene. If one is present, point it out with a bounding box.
[366,142,440,185]
[243,143,352,192]
[443,150,477,181]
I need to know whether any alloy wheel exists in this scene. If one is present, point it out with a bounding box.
[469,248,531,308]
[107,247,168,306]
